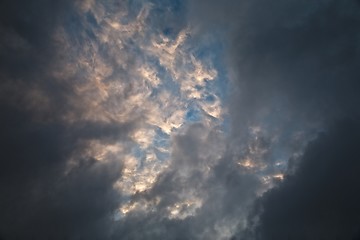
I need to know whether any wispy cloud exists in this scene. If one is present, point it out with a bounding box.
[2,0,360,239]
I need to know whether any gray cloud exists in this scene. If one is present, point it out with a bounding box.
[239,119,360,240]
[111,124,260,239]
[0,103,125,240]
[0,1,137,239]
[3,0,360,239]
[112,1,360,238]
[190,0,360,126]
[188,0,360,239]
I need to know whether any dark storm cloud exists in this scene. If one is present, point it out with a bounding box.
[188,0,360,239]
[191,0,360,127]
[0,1,133,239]
[0,111,123,239]
[3,0,360,239]
[0,81,125,240]
[116,1,360,238]
[232,0,360,126]
[239,119,360,240]
[0,0,74,77]
[109,0,360,238]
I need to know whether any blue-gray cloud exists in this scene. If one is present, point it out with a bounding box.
[2,0,360,239]
[189,0,360,239]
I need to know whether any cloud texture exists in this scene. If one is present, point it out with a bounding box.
[188,0,360,239]
[1,0,360,239]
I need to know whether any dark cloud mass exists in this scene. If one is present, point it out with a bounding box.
[193,1,360,239]
[0,1,126,239]
[190,0,360,239]
[242,120,360,240]
[231,0,360,122]
[2,0,360,239]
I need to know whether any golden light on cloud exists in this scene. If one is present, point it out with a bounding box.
[273,173,284,181]
[167,198,203,220]
[238,158,256,169]
[4,0,349,239]
[51,1,225,218]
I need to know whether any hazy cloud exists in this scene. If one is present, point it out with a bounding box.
[189,0,360,239]
[238,119,360,240]
[0,0,133,239]
[2,0,360,239]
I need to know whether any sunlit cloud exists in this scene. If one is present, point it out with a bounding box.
[4,0,350,239]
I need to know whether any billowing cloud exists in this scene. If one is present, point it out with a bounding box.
[2,0,360,239]
[187,0,360,239]
[112,123,260,240]
[0,0,133,239]
[0,0,229,239]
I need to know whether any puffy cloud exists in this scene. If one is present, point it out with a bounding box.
[0,0,228,239]
[111,123,261,240]
[4,0,360,239]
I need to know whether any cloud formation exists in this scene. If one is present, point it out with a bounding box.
[0,0,228,239]
[0,1,132,239]
[240,120,360,240]
[2,0,360,239]
[112,123,260,239]
[188,0,360,239]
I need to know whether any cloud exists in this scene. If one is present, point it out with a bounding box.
[238,119,360,240]
[0,104,125,239]
[188,0,360,239]
[0,0,135,239]
[110,123,261,240]
[3,0,360,239]
[0,0,228,239]
[190,0,360,126]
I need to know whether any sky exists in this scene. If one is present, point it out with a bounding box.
[1,0,360,239]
